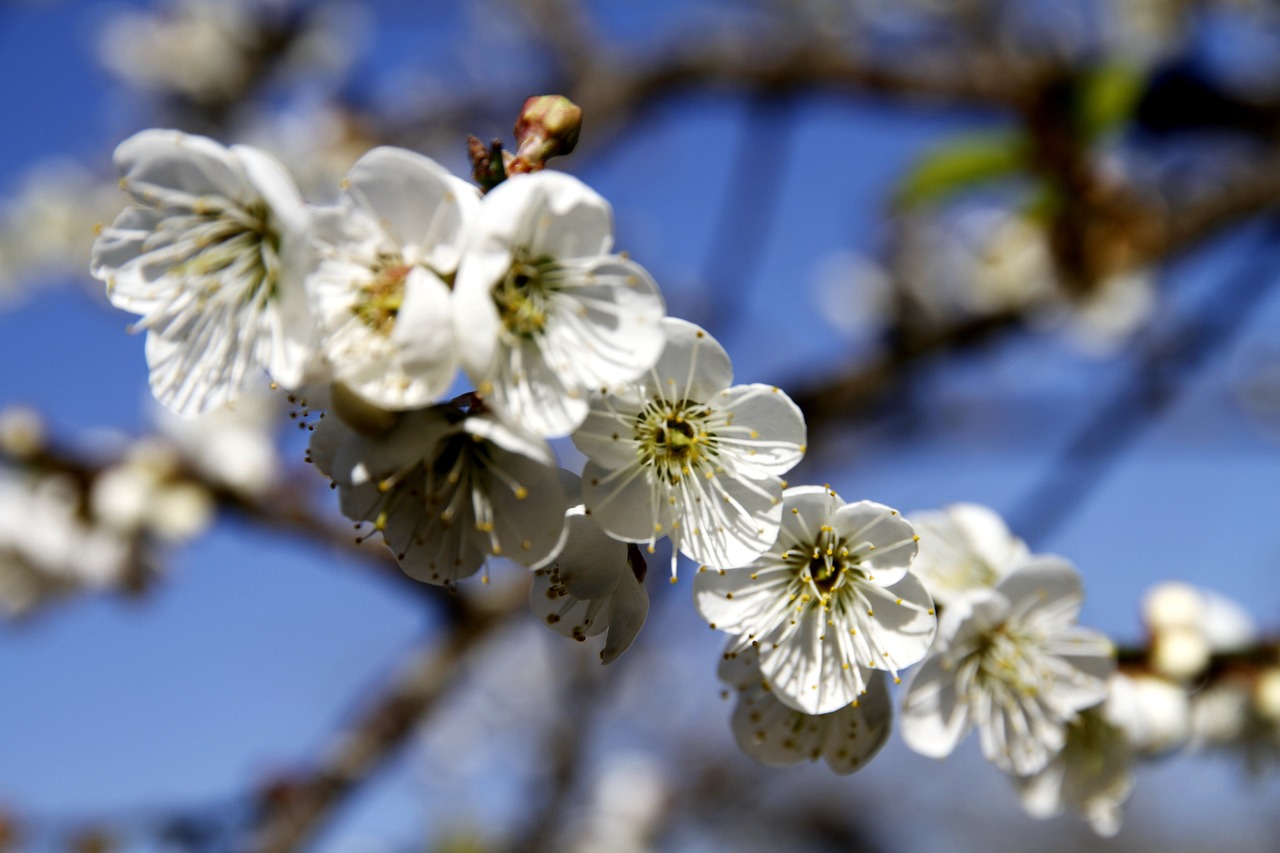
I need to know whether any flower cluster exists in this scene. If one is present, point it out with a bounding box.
[91,119,809,667]
[93,113,1270,837]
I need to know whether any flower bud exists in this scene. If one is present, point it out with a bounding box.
[510,95,582,174]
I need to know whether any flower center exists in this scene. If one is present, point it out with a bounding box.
[354,254,410,336]
[635,399,717,483]
[801,528,861,596]
[169,201,279,300]
[494,254,554,338]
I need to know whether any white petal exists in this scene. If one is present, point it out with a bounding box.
[581,460,666,544]
[570,397,646,470]
[338,267,457,409]
[343,147,479,273]
[675,468,783,568]
[708,383,806,477]
[900,652,972,759]
[463,409,556,466]
[832,500,918,587]
[997,554,1084,632]
[601,564,649,664]
[642,317,732,401]
[116,129,251,205]
[479,171,613,260]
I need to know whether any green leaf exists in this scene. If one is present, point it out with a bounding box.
[1077,62,1145,140]
[895,132,1030,209]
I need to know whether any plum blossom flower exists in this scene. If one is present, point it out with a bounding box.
[909,502,1028,605]
[900,555,1114,776]
[91,130,314,415]
[573,318,806,575]
[308,397,568,585]
[717,644,892,773]
[1013,698,1133,837]
[453,170,666,436]
[310,148,479,410]
[694,486,935,714]
[530,502,649,664]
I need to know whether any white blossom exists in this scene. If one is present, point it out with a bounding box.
[453,170,666,436]
[574,318,806,575]
[1143,581,1256,681]
[900,555,1114,776]
[530,503,649,664]
[909,502,1028,606]
[717,643,892,774]
[694,486,935,714]
[310,147,479,410]
[91,129,315,415]
[152,388,283,497]
[309,398,569,585]
[1013,701,1133,837]
[0,472,131,616]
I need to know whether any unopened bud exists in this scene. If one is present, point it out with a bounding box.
[0,406,44,459]
[510,95,583,174]
[1150,626,1210,681]
[467,135,510,192]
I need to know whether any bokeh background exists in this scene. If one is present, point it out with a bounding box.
[2,0,1280,850]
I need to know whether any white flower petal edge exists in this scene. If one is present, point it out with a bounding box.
[530,507,650,664]
[694,486,936,714]
[900,554,1115,776]
[718,644,892,774]
[311,402,568,585]
[453,170,666,437]
[575,318,806,575]
[909,502,1029,605]
[91,129,315,415]
[309,148,479,410]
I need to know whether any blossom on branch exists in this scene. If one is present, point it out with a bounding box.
[900,555,1114,776]
[573,318,807,576]
[310,147,479,410]
[694,486,936,714]
[309,398,569,585]
[717,643,892,773]
[909,502,1028,606]
[92,130,315,415]
[530,501,649,664]
[453,170,666,437]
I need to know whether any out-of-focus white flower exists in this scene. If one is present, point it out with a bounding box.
[152,388,282,496]
[1013,697,1133,837]
[694,486,935,714]
[574,318,806,576]
[1050,269,1156,355]
[909,502,1028,605]
[899,209,1056,324]
[718,644,893,774]
[0,471,132,616]
[1106,671,1190,756]
[1143,580,1256,680]
[90,439,215,543]
[901,555,1115,775]
[0,407,45,459]
[568,753,667,853]
[310,148,478,410]
[96,0,364,103]
[92,130,315,415]
[309,399,569,585]
[530,505,649,664]
[0,161,123,306]
[453,170,666,437]
[1188,674,1280,773]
